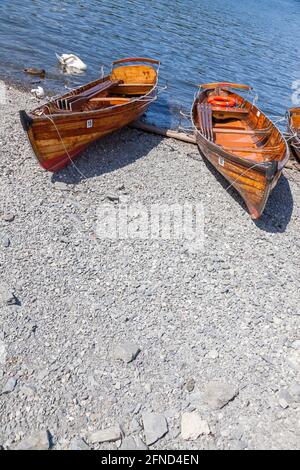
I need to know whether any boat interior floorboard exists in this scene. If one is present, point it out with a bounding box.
[213,117,266,162]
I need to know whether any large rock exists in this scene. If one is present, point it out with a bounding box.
[120,436,148,450]
[181,412,210,440]
[202,381,239,410]
[112,342,140,363]
[142,413,168,446]
[15,430,51,450]
[89,425,122,444]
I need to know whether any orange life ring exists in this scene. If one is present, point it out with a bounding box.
[207,95,236,107]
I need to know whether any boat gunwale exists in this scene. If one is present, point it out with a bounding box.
[28,66,159,122]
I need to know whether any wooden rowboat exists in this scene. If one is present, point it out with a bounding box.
[287,107,300,163]
[19,57,160,171]
[192,82,289,219]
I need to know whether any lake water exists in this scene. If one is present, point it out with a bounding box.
[0,0,300,128]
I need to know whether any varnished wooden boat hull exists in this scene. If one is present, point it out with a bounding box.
[287,108,300,163]
[19,58,159,172]
[192,85,289,219]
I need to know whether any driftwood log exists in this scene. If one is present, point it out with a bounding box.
[130,121,197,144]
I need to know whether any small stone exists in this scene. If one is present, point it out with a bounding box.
[1,235,10,248]
[288,383,300,402]
[89,425,122,444]
[120,436,148,450]
[287,352,300,372]
[144,383,152,394]
[3,213,15,222]
[15,430,51,450]
[206,350,219,359]
[133,403,142,415]
[130,418,141,434]
[142,412,168,446]
[69,437,90,450]
[231,440,248,450]
[202,381,239,410]
[0,284,18,306]
[1,377,17,394]
[185,378,195,392]
[278,389,293,409]
[21,384,37,398]
[106,193,120,202]
[291,340,300,350]
[53,182,72,191]
[181,412,210,440]
[112,342,140,363]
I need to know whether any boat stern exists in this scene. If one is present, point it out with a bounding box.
[19,110,33,132]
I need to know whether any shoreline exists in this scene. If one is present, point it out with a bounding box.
[0,86,300,450]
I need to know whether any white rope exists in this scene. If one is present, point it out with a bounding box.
[273,116,286,125]
[43,106,88,179]
[41,89,159,178]
[225,161,272,192]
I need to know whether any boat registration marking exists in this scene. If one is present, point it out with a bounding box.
[87,119,94,128]
[219,157,225,167]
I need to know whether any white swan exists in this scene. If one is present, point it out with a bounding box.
[31,86,45,99]
[56,53,87,73]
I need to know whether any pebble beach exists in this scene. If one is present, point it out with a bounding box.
[0,86,300,450]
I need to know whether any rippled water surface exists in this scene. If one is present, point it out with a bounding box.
[0,0,300,127]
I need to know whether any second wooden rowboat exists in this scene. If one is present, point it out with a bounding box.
[19,57,160,172]
[287,107,300,162]
[192,82,289,219]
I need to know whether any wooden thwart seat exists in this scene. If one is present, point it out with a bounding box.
[211,105,249,120]
[89,97,131,104]
[111,83,154,95]
[222,144,282,153]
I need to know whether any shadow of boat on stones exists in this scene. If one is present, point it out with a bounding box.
[50,126,163,185]
[254,174,293,233]
[200,154,293,233]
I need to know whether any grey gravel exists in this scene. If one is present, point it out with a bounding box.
[142,412,168,445]
[0,86,300,450]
